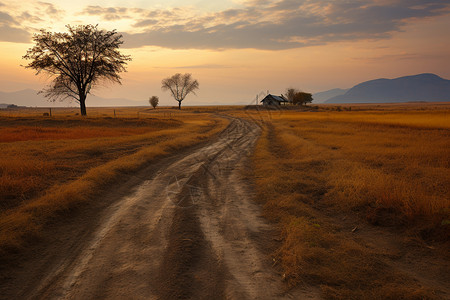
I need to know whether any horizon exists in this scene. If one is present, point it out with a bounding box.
[1,0,450,106]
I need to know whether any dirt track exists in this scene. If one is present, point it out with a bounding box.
[0,118,310,299]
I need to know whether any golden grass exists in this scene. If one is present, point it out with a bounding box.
[0,126,167,143]
[245,103,449,298]
[279,110,450,129]
[0,108,229,253]
[271,111,450,221]
[0,105,245,118]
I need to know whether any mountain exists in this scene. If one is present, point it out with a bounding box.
[0,89,147,107]
[313,88,349,103]
[326,73,450,103]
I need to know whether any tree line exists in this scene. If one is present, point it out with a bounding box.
[285,88,313,105]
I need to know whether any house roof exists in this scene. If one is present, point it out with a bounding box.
[260,94,288,103]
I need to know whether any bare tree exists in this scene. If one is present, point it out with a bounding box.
[149,96,159,109]
[161,73,199,110]
[23,24,131,116]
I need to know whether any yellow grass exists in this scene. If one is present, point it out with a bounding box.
[245,103,449,298]
[270,110,450,220]
[0,108,229,253]
[277,110,450,129]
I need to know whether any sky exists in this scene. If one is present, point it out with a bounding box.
[0,0,450,106]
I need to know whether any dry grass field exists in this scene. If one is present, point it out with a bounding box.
[0,107,229,254]
[242,103,450,299]
[1,103,449,299]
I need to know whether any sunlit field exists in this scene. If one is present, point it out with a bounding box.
[1,103,449,298]
[0,107,229,253]
[240,102,450,298]
[266,106,449,222]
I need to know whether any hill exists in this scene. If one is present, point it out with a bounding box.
[313,88,349,103]
[326,73,450,103]
[0,89,146,107]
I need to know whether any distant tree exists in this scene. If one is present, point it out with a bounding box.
[23,24,131,116]
[161,73,199,110]
[285,88,299,104]
[293,92,313,105]
[285,88,313,105]
[149,96,159,109]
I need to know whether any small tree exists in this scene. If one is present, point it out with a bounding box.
[23,24,131,116]
[161,73,199,110]
[149,96,159,109]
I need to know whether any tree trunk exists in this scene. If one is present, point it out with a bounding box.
[178,100,181,110]
[79,95,87,116]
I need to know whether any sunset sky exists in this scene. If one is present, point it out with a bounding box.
[1,0,450,106]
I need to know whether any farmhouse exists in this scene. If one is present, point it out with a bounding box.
[261,94,288,105]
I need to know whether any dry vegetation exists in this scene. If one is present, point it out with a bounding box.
[242,103,449,299]
[0,107,229,254]
[1,103,449,298]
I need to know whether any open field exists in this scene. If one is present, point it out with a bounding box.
[0,113,306,299]
[241,103,450,298]
[0,103,449,299]
[0,107,229,253]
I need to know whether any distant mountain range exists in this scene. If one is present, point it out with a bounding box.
[313,88,349,103]
[321,73,450,104]
[0,89,146,108]
[3,73,450,107]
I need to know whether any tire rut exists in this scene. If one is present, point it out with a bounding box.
[1,117,308,300]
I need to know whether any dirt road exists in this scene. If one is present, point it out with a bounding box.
[0,117,309,299]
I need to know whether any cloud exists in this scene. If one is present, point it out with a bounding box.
[134,19,158,27]
[0,1,65,43]
[0,11,18,25]
[0,10,30,42]
[37,2,64,18]
[20,11,43,23]
[352,52,444,62]
[0,24,30,42]
[82,5,129,21]
[80,5,198,30]
[116,0,450,50]
[81,5,145,21]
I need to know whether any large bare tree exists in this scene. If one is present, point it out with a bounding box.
[23,24,131,116]
[161,73,199,109]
